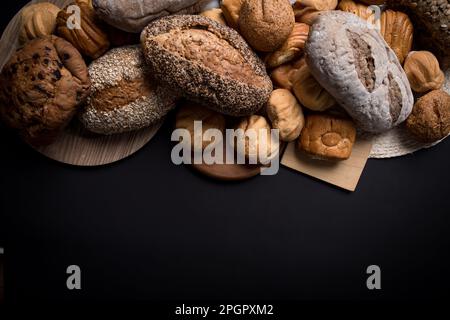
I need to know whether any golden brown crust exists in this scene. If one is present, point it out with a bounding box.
[270,58,304,90]
[153,28,260,86]
[406,90,450,143]
[380,10,413,64]
[221,0,244,29]
[56,1,110,59]
[235,115,279,164]
[239,0,295,52]
[89,79,154,112]
[359,0,385,4]
[175,102,226,150]
[298,113,356,160]
[291,58,335,111]
[265,23,310,69]
[338,0,374,20]
[294,0,338,25]
[404,51,445,93]
[266,89,304,142]
[200,8,227,26]
[19,3,60,44]
[0,36,90,146]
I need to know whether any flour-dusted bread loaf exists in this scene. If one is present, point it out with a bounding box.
[93,0,214,33]
[305,11,414,133]
[79,46,177,135]
[0,36,90,146]
[141,15,273,117]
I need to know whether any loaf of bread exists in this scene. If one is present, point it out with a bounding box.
[79,46,176,135]
[0,36,90,146]
[238,0,295,52]
[93,0,213,33]
[299,113,356,161]
[305,11,414,133]
[141,15,273,117]
[406,90,450,143]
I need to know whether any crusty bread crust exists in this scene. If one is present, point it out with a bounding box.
[141,15,273,117]
[0,36,90,146]
[305,11,414,133]
[79,46,176,135]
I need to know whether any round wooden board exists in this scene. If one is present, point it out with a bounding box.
[0,0,163,166]
[191,161,263,181]
[190,142,285,181]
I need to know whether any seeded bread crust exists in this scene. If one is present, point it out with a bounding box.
[305,11,414,133]
[79,46,176,135]
[141,15,273,117]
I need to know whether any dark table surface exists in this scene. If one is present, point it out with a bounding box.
[1,1,450,303]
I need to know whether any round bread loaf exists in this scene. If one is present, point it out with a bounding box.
[0,36,90,146]
[238,0,295,52]
[79,46,177,135]
[406,90,450,143]
[141,15,273,117]
[305,11,414,133]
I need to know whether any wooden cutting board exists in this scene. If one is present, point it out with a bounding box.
[191,142,286,181]
[0,0,162,166]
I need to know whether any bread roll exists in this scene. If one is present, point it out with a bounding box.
[299,113,356,161]
[175,102,226,151]
[239,0,295,52]
[406,90,450,143]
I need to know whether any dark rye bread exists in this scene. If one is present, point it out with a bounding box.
[0,36,90,146]
[141,15,273,117]
[305,11,414,133]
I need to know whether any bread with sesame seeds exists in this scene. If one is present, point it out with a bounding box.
[79,45,177,135]
[140,15,273,117]
[0,36,90,146]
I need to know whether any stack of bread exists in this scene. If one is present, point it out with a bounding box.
[0,0,448,166]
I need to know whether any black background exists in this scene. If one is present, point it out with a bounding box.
[1,0,450,305]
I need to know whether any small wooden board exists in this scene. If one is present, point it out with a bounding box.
[190,142,286,181]
[192,161,263,181]
[0,0,162,166]
[190,143,263,181]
